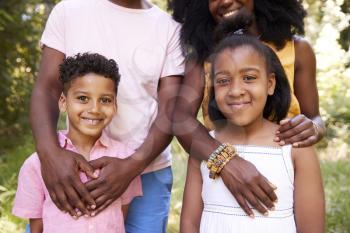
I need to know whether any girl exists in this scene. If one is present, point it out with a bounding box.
[171,0,325,216]
[12,53,142,233]
[180,35,325,233]
[172,0,325,147]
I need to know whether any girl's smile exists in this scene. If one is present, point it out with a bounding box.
[213,46,275,128]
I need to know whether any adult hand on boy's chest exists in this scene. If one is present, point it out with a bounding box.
[41,148,97,218]
[85,156,138,215]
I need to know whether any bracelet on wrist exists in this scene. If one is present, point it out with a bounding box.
[207,143,237,179]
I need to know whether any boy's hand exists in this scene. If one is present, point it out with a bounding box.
[86,156,140,216]
[40,148,96,218]
[220,156,277,217]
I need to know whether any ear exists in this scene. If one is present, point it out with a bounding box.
[113,100,117,115]
[58,93,67,112]
[267,73,276,96]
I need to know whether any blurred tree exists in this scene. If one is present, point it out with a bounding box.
[304,0,350,161]
[340,0,350,51]
[0,0,58,138]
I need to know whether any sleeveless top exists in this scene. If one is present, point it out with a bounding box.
[199,132,296,233]
[202,40,301,129]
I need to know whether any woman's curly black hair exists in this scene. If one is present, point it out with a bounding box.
[59,53,121,94]
[208,35,291,127]
[169,0,306,63]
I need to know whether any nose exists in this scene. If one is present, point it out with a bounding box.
[228,79,245,97]
[88,100,100,113]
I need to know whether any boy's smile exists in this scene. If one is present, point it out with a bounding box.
[59,73,117,142]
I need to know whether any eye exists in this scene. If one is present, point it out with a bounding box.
[100,97,113,104]
[77,96,88,102]
[215,77,231,85]
[243,75,256,82]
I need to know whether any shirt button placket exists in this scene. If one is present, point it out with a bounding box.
[88,222,94,233]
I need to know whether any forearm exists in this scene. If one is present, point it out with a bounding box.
[30,218,43,233]
[173,109,220,161]
[180,222,200,233]
[131,76,182,173]
[30,47,65,161]
[172,60,220,161]
[131,115,173,172]
[30,82,61,157]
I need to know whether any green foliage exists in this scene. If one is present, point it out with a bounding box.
[0,134,34,233]
[340,0,350,51]
[321,159,350,232]
[0,0,58,138]
[305,0,350,156]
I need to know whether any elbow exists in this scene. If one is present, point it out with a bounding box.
[172,108,188,137]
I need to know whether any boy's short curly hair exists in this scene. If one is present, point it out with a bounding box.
[59,53,121,94]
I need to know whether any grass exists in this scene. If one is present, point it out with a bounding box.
[0,134,34,233]
[0,135,350,233]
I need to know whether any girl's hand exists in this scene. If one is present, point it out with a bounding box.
[274,114,324,147]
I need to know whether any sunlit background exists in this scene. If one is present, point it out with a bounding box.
[0,0,349,232]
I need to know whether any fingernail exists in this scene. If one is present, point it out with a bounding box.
[93,171,99,178]
[91,212,96,217]
[85,214,89,217]
[276,131,280,134]
[91,205,96,210]
[264,211,269,216]
[249,214,255,219]
[274,137,279,141]
[279,140,285,145]
[293,142,298,147]
[76,211,82,216]
[270,206,275,211]
[268,181,277,189]
[73,215,78,220]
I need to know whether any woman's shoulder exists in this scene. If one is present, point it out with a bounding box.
[293,36,313,50]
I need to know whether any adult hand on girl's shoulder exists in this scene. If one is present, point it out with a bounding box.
[276,37,325,148]
[274,115,325,147]
[85,156,141,216]
[41,148,97,218]
[220,156,278,217]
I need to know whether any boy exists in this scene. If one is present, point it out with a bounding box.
[13,53,142,233]
[30,0,184,232]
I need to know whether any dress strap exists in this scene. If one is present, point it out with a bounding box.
[281,145,294,184]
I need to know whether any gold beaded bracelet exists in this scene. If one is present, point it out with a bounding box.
[207,143,237,179]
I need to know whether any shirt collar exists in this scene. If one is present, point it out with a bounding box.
[58,130,111,149]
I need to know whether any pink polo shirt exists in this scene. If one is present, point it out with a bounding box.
[12,131,142,233]
[40,0,185,173]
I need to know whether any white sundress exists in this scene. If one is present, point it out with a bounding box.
[200,142,296,233]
